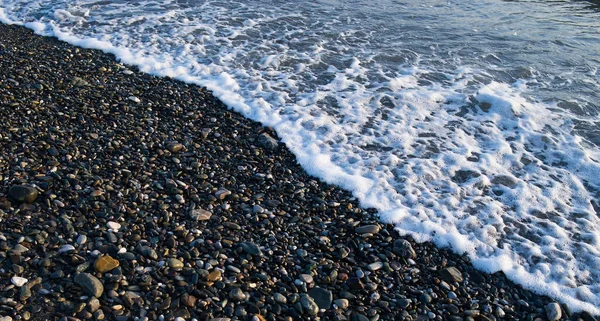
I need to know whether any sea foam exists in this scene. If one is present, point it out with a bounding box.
[1,0,599,314]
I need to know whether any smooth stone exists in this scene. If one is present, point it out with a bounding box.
[308,287,333,310]
[106,221,121,231]
[74,273,104,298]
[11,276,27,287]
[352,314,369,321]
[355,224,381,234]
[140,246,158,260]
[239,241,262,256]
[273,293,287,304]
[494,307,505,318]
[76,235,87,246]
[398,298,411,309]
[167,258,184,269]
[464,310,480,317]
[207,270,222,282]
[167,142,184,153]
[368,261,383,271]
[215,188,231,200]
[299,274,314,284]
[94,255,120,273]
[8,185,38,203]
[257,133,279,150]
[59,244,76,254]
[190,208,212,221]
[545,303,562,321]
[580,311,598,321]
[12,244,29,254]
[333,299,349,309]
[229,288,247,301]
[439,266,464,283]
[447,304,460,314]
[393,239,416,259]
[419,293,433,304]
[299,294,319,316]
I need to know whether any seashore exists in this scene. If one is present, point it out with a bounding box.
[0,24,595,321]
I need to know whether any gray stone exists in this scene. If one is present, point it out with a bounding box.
[439,266,463,283]
[492,175,518,188]
[74,273,104,298]
[333,298,349,309]
[300,294,319,316]
[257,133,279,150]
[8,185,38,203]
[308,287,333,310]
[368,261,383,271]
[393,239,416,259]
[229,288,246,301]
[545,303,562,321]
[273,293,287,304]
[239,241,262,256]
[355,224,381,234]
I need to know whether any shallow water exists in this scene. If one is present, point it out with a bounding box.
[1,0,599,313]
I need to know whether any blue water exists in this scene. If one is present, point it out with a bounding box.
[1,0,599,313]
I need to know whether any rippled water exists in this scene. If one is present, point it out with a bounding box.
[1,0,599,313]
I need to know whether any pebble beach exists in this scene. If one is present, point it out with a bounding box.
[0,23,596,321]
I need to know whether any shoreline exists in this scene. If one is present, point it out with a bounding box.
[0,23,594,321]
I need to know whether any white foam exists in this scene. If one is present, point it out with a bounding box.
[2,0,600,314]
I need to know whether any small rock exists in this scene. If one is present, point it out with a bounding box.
[8,185,38,203]
[545,303,562,321]
[106,221,121,231]
[393,239,416,259]
[368,261,383,271]
[167,258,184,270]
[215,188,231,200]
[58,244,76,254]
[439,266,464,283]
[94,255,120,273]
[190,208,212,221]
[308,287,333,310]
[166,142,184,153]
[273,293,287,304]
[207,270,222,281]
[300,294,319,316]
[74,273,104,298]
[11,276,27,287]
[257,133,279,150]
[229,288,247,301]
[355,224,380,234]
[333,298,349,309]
[239,241,262,256]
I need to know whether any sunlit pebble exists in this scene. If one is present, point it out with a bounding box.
[11,276,28,287]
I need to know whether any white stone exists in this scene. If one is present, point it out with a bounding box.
[107,221,121,231]
[11,276,28,287]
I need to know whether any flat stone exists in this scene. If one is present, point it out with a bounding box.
[190,208,212,221]
[368,261,383,271]
[545,303,562,321]
[12,244,29,254]
[11,276,27,287]
[439,266,464,283]
[355,224,381,234]
[8,185,38,203]
[393,239,416,259]
[308,287,333,310]
[74,273,104,298]
[94,255,120,273]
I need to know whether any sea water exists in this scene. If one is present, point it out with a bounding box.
[1,0,599,313]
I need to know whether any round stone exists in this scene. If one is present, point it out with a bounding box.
[8,185,39,203]
[74,273,104,298]
[11,276,28,287]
